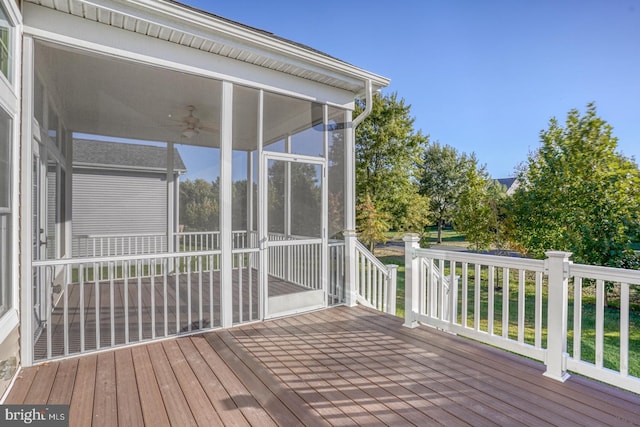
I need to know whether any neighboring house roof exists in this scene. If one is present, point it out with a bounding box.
[25,0,390,95]
[495,177,519,195]
[73,139,187,173]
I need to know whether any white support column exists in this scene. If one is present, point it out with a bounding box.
[403,234,420,328]
[543,250,572,382]
[257,90,267,320]
[20,35,35,367]
[166,142,175,253]
[220,81,234,328]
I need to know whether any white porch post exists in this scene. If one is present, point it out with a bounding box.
[20,35,35,367]
[166,142,175,253]
[544,251,572,382]
[403,233,420,328]
[386,264,398,315]
[344,108,358,307]
[220,81,234,328]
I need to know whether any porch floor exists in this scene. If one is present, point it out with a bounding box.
[7,305,640,426]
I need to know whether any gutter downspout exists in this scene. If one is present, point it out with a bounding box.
[352,79,373,129]
[345,79,373,307]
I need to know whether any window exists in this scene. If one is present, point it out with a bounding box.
[0,107,11,318]
[0,3,11,82]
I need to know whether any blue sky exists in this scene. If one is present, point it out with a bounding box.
[183,0,640,179]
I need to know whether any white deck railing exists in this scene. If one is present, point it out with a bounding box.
[403,234,640,394]
[354,240,397,315]
[31,248,259,361]
[73,233,168,257]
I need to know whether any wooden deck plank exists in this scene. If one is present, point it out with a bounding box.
[328,306,640,426]
[190,335,277,427]
[161,339,224,426]
[309,307,554,426]
[205,331,317,426]
[48,358,78,404]
[3,365,38,404]
[130,346,170,427]
[260,314,484,426]
[177,337,250,427]
[236,321,428,426]
[114,349,144,427]
[69,354,97,427]
[351,306,640,424]
[92,352,118,426]
[146,342,197,427]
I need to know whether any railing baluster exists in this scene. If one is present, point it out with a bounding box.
[462,262,468,328]
[620,282,629,377]
[595,279,605,368]
[573,277,583,361]
[474,264,481,331]
[137,260,142,341]
[64,264,69,356]
[517,269,525,343]
[124,260,129,344]
[110,261,115,347]
[502,267,509,339]
[488,265,495,335]
[94,261,100,350]
[534,271,543,348]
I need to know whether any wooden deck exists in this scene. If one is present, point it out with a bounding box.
[8,305,640,426]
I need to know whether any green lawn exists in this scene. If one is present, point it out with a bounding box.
[377,254,640,377]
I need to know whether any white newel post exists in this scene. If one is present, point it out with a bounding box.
[403,234,420,328]
[386,264,398,316]
[544,250,572,382]
[344,230,358,307]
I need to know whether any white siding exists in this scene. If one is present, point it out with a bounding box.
[72,170,167,256]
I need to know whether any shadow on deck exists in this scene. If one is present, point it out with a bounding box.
[9,305,640,426]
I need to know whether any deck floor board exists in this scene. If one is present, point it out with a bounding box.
[6,305,640,426]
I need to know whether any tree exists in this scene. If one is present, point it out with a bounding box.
[180,178,220,231]
[506,103,640,270]
[355,92,429,243]
[454,165,508,252]
[356,194,390,252]
[418,143,473,243]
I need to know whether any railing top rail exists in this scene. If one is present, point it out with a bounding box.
[73,232,168,239]
[571,263,640,284]
[413,248,545,272]
[33,248,226,267]
[354,240,389,275]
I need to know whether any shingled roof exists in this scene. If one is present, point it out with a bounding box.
[73,139,187,173]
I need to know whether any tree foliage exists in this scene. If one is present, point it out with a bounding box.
[506,103,640,268]
[355,92,429,242]
[180,178,220,231]
[453,163,508,252]
[418,143,474,243]
[356,194,390,252]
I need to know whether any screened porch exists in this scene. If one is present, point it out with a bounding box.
[27,39,350,363]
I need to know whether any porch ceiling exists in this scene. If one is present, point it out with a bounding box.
[25,0,390,96]
[36,40,230,148]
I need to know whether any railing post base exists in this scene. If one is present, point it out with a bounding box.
[344,230,358,307]
[543,250,572,382]
[403,234,420,328]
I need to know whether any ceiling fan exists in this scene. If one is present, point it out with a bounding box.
[168,105,218,139]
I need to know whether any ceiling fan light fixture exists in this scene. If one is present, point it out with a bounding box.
[182,127,198,138]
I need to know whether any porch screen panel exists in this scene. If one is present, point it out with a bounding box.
[327,107,347,240]
[232,85,259,249]
[263,91,324,157]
